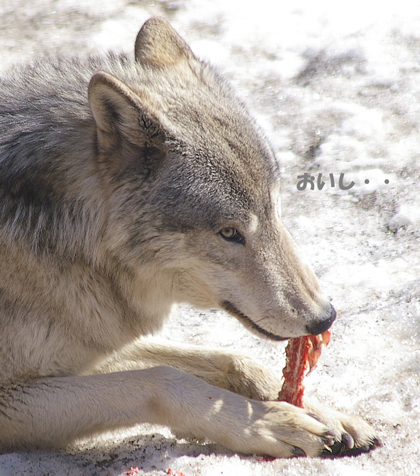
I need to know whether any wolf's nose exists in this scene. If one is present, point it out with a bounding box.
[306,305,336,335]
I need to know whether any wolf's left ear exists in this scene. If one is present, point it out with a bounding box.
[89,70,165,156]
[134,17,195,68]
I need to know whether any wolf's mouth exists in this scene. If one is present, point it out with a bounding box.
[221,300,287,341]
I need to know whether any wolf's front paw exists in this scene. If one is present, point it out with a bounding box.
[216,354,284,401]
[304,400,382,456]
[228,401,338,458]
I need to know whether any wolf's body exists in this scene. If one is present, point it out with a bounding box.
[0,18,378,456]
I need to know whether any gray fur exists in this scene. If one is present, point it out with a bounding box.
[0,17,378,456]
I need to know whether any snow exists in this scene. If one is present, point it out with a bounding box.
[1,0,419,474]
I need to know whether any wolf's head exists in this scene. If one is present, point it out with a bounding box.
[89,17,335,339]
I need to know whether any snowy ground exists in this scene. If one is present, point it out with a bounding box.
[1,0,419,475]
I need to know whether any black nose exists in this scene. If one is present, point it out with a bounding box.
[306,305,336,335]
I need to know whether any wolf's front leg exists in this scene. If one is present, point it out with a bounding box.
[96,339,284,401]
[0,367,335,457]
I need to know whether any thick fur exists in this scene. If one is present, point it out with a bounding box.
[0,17,378,456]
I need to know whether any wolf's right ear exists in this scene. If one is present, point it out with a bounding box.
[88,71,165,155]
[134,17,195,68]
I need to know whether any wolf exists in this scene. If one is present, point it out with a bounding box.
[0,17,380,457]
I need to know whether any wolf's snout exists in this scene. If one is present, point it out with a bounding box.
[306,305,336,336]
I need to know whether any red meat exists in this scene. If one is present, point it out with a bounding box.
[278,330,331,408]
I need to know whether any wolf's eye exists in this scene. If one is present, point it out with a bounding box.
[219,227,245,245]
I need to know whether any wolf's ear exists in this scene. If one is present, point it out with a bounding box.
[88,71,164,157]
[134,17,195,67]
